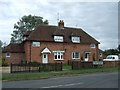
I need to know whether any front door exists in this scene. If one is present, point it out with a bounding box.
[42,54,48,64]
[85,53,89,61]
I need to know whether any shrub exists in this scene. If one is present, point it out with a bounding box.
[0,57,9,66]
[21,59,27,64]
[81,56,84,61]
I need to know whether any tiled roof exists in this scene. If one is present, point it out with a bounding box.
[2,43,25,53]
[25,25,100,44]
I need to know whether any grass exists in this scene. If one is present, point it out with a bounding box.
[63,64,72,70]
[2,67,119,80]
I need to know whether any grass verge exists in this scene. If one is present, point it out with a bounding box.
[2,67,119,80]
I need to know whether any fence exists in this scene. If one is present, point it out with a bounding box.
[71,61,93,70]
[71,61,120,70]
[10,63,62,73]
[103,61,120,68]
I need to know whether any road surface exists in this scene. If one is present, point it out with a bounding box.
[2,71,119,88]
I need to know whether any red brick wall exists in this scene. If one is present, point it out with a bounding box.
[24,41,99,64]
[24,41,31,63]
[2,53,25,64]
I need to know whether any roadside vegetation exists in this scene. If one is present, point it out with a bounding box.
[2,67,119,81]
[0,57,9,67]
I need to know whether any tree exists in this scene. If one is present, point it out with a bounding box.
[10,15,49,43]
[103,49,119,55]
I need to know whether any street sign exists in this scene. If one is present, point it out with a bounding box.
[93,61,103,65]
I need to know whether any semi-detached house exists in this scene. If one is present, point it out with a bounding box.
[2,20,103,64]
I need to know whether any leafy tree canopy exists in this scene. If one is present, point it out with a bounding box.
[10,15,49,43]
[103,49,119,55]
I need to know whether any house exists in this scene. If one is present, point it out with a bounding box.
[2,20,103,64]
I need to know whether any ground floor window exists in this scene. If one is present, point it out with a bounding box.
[53,51,64,60]
[6,52,10,57]
[72,52,80,59]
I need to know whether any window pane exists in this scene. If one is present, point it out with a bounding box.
[75,52,79,58]
[6,52,10,57]
[32,42,40,47]
[54,52,64,60]
[54,36,63,42]
[58,55,60,59]
[90,44,95,48]
[55,55,57,59]
[72,53,75,59]
[72,52,80,59]
[72,37,80,43]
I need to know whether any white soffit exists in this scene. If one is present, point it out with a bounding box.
[41,48,51,53]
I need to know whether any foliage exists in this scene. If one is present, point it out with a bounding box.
[10,14,49,43]
[0,57,9,66]
[103,49,119,55]
[63,64,71,70]
[21,59,27,64]
[81,56,84,61]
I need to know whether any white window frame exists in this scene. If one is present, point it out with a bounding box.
[6,52,10,57]
[90,44,96,48]
[54,36,63,42]
[72,37,80,43]
[72,52,80,59]
[53,51,64,60]
[100,53,103,57]
[32,42,40,47]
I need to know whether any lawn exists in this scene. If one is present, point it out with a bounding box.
[2,67,119,80]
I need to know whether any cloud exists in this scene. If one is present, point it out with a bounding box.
[0,1,118,50]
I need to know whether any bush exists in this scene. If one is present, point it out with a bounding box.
[21,59,27,64]
[0,57,9,66]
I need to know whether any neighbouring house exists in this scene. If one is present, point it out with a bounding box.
[2,20,103,64]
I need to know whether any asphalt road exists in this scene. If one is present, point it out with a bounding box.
[2,71,119,88]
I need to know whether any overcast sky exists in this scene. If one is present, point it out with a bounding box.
[0,0,119,50]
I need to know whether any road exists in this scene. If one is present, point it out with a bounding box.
[2,71,119,88]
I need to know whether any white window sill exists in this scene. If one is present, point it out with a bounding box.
[90,47,96,48]
[54,59,64,61]
[6,56,10,57]
[72,58,80,59]
[72,42,80,43]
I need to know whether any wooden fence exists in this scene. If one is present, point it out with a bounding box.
[71,61,120,70]
[71,61,93,70]
[103,61,120,68]
[10,63,62,73]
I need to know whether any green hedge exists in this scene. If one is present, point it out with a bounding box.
[0,57,9,66]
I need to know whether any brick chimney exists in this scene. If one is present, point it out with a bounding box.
[58,20,64,29]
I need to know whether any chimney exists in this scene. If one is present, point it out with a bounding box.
[58,20,64,29]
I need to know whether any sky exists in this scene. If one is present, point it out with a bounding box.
[0,0,119,50]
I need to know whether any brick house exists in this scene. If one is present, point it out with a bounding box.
[2,20,103,64]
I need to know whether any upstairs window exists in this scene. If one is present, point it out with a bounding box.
[72,37,80,43]
[6,52,10,57]
[54,36,63,42]
[72,52,80,59]
[32,42,40,47]
[90,44,96,48]
[100,53,103,57]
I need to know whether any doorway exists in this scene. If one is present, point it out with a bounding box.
[42,54,48,63]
